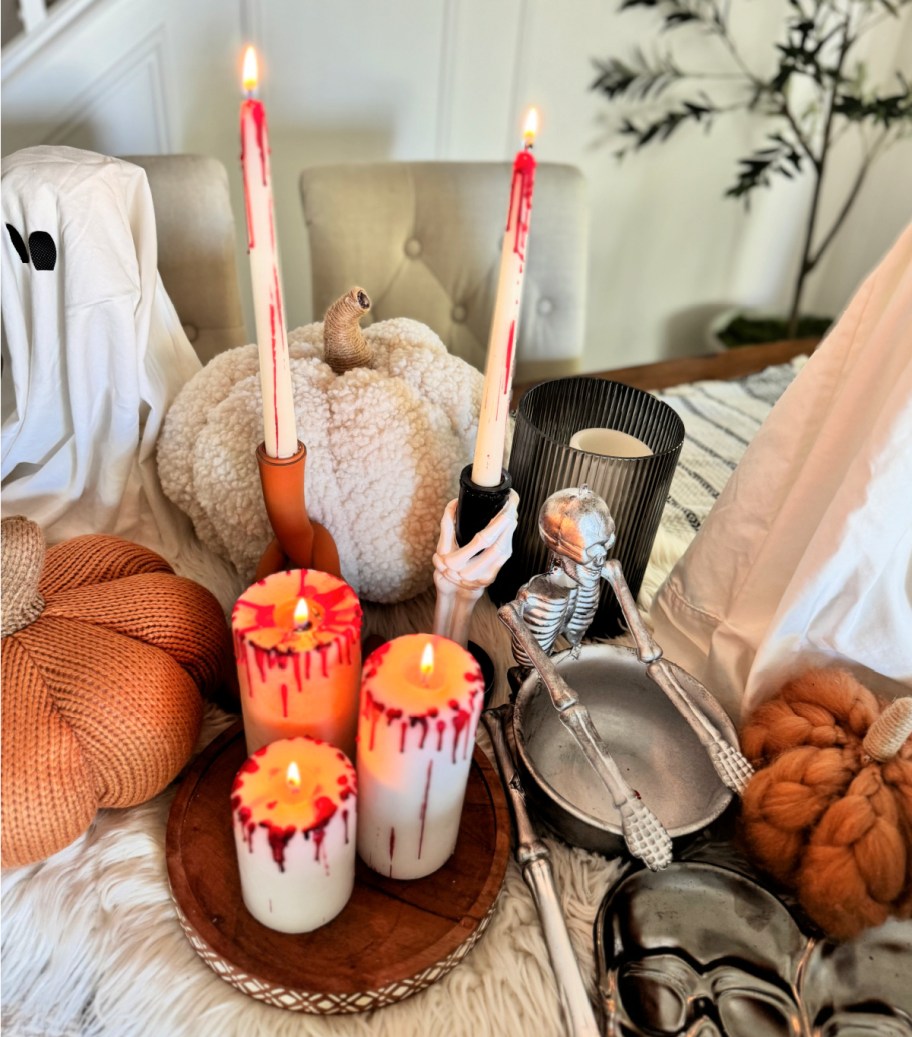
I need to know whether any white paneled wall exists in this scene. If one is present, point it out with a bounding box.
[2,1,172,156]
[3,0,911,369]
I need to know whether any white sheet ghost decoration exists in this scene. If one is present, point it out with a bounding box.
[1,145,201,558]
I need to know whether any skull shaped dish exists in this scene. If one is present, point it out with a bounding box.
[595,861,912,1037]
[596,862,809,1037]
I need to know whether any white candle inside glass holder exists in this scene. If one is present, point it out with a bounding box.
[569,427,653,458]
[231,735,356,933]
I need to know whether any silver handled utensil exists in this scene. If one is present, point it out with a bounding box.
[602,560,754,795]
[482,705,601,1037]
[498,601,673,872]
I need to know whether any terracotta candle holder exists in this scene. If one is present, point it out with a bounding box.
[255,441,341,581]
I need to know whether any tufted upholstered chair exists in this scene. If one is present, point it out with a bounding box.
[300,162,588,383]
[123,154,248,364]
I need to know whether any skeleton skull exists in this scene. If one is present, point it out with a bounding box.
[538,485,615,585]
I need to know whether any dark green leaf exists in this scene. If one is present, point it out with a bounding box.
[665,11,697,27]
[833,79,912,126]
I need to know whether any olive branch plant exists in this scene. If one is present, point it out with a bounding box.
[592,0,912,340]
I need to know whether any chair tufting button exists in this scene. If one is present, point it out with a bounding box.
[404,238,422,258]
[451,304,467,323]
[537,298,554,316]
[183,323,199,342]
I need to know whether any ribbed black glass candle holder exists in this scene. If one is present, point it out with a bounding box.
[492,377,685,639]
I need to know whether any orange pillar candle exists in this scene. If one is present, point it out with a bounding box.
[232,736,356,933]
[232,569,362,758]
[356,634,485,880]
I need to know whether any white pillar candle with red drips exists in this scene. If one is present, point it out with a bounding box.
[471,108,538,487]
[240,45,297,459]
[232,569,362,758]
[356,634,485,880]
[232,736,356,933]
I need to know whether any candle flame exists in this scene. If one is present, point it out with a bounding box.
[420,641,435,684]
[242,45,259,93]
[286,760,301,790]
[523,107,539,147]
[293,598,310,628]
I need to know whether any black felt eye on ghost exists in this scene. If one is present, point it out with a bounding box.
[6,224,28,263]
[27,231,57,270]
[5,224,57,270]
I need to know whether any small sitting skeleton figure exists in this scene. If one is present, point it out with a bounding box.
[511,486,756,795]
[510,486,616,667]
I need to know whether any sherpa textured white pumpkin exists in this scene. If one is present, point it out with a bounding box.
[157,288,485,603]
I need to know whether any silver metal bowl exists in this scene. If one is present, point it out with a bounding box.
[512,643,738,857]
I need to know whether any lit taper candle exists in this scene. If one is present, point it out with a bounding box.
[471,107,538,487]
[240,45,297,459]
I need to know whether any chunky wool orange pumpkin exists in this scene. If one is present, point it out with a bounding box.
[1,517,234,868]
[740,668,912,939]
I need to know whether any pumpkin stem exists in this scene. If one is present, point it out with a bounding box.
[1,515,47,637]
[863,697,912,762]
[323,287,372,374]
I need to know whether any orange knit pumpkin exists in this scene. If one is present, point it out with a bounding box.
[740,668,912,940]
[1,516,233,868]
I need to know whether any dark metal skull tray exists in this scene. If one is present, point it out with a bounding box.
[595,862,912,1037]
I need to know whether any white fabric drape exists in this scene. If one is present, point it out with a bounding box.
[650,222,912,722]
[1,145,202,558]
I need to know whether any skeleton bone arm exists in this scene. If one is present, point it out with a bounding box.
[600,559,753,794]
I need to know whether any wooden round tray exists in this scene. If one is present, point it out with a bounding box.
[166,722,510,1014]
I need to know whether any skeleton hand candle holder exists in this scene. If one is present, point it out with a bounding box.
[433,490,519,648]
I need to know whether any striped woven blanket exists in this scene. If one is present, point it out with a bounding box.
[658,357,805,541]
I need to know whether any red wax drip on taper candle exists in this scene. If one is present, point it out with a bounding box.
[239,45,297,459]
[471,107,538,487]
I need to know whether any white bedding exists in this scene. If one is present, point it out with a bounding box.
[652,222,912,720]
